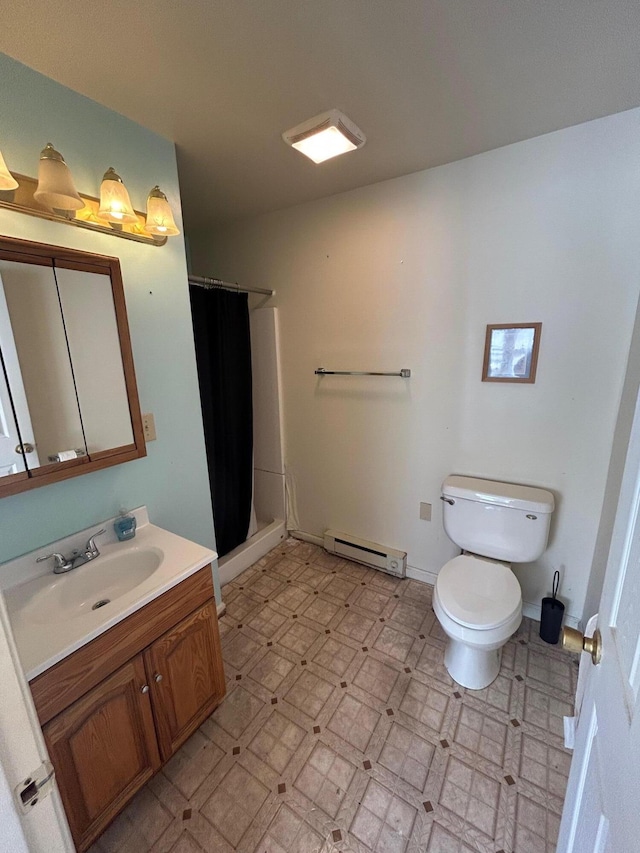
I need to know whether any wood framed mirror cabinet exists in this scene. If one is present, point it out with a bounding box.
[0,235,145,498]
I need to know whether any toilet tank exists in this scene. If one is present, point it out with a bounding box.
[441,475,555,563]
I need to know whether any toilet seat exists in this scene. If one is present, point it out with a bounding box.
[435,554,521,630]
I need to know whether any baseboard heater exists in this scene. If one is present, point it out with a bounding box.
[323,530,407,578]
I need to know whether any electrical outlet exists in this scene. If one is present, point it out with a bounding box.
[420,502,432,521]
[142,413,156,442]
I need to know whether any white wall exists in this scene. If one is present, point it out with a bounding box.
[192,108,640,622]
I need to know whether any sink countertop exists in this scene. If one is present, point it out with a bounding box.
[1,508,217,680]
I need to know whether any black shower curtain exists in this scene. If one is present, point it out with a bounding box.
[190,286,253,558]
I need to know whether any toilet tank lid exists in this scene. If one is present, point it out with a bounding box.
[442,476,555,514]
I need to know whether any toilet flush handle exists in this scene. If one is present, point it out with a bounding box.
[440,496,455,505]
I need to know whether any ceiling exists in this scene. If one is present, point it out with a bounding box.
[1,1,639,230]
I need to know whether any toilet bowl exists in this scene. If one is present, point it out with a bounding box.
[433,554,522,689]
[435,475,554,689]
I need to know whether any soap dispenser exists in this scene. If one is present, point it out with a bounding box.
[114,508,136,541]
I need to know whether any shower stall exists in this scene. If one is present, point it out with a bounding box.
[190,277,285,586]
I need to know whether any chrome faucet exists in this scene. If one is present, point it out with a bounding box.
[37,529,106,574]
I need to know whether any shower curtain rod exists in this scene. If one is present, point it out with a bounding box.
[188,274,274,297]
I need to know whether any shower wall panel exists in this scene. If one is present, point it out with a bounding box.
[250,306,285,523]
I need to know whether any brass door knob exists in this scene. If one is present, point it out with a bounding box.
[562,626,602,665]
[15,443,35,455]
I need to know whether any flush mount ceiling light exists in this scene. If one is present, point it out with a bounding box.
[282,109,366,164]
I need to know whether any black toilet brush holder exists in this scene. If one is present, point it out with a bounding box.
[539,570,564,644]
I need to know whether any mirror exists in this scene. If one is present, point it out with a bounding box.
[0,324,27,478]
[55,265,134,455]
[0,236,145,497]
[0,258,87,469]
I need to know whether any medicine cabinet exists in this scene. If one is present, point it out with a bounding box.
[0,236,145,497]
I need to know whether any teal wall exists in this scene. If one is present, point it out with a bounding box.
[0,54,219,598]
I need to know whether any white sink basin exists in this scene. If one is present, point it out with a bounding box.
[18,547,164,626]
[2,511,217,680]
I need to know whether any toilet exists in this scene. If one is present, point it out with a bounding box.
[433,475,555,690]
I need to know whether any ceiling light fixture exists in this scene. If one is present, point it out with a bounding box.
[33,143,83,211]
[282,109,366,164]
[0,148,18,191]
[97,167,138,224]
[144,186,180,236]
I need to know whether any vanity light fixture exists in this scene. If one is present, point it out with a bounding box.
[33,143,83,212]
[0,145,170,246]
[282,109,366,164]
[0,148,18,190]
[97,167,138,224]
[144,185,179,236]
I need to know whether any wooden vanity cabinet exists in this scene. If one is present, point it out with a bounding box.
[30,567,226,852]
[43,655,161,848]
[144,599,222,761]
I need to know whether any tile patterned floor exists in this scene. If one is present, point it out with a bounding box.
[88,538,577,853]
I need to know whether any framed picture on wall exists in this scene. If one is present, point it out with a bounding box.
[482,322,542,383]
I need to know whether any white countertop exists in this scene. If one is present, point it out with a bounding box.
[1,508,217,680]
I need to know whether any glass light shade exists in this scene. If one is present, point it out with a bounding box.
[97,167,138,224]
[0,150,18,191]
[292,125,358,164]
[144,186,180,236]
[33,143,83,210]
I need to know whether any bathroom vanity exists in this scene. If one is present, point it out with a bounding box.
[0,234,224,850]
[2,511,224,852]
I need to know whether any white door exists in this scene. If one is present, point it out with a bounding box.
[0,595,73,852]
[0,271,40,475]
[557,385,640,851]
[0,359,26,477]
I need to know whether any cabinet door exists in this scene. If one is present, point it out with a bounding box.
[43,654,160,851]
[145,599,225,761]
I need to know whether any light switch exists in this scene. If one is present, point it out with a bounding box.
[420,502,432,521]
[142,413,156,442]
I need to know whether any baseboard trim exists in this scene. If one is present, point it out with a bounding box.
[290,530,324,547]
[218,519,286,586]
[216,602,226,619]
[406,564,438,585]
[522,600,580,629]
[521,601,541,623]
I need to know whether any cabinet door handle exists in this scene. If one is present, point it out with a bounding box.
[141,684,150,694]
[154,673,163,683]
